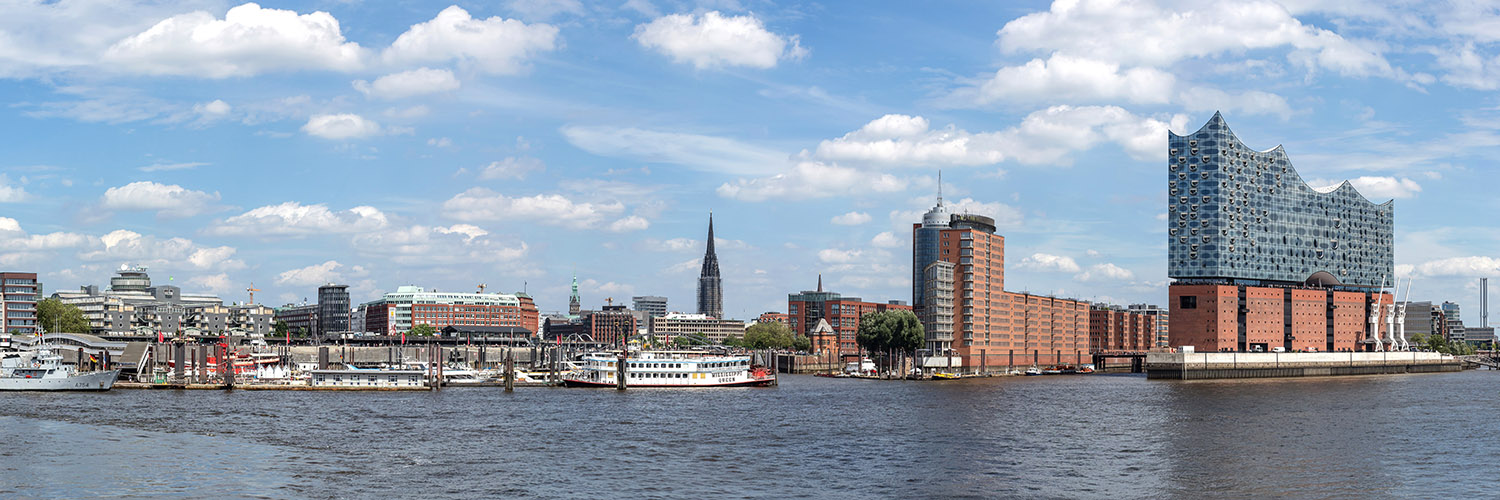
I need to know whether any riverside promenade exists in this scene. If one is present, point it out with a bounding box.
[1146,351,1461,380]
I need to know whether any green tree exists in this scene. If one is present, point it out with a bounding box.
[410,323,437,336]
[742,322,799,349]
[37,298,90,334]
[722,334,743,347]
[673,333,709,347]
[856,310,924,357]
[272,320,289,337]
[793,334,812,353]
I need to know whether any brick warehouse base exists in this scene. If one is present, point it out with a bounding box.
[1169,283,1393,353]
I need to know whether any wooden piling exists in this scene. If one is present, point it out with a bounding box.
[616,351,627,390]
[504,352,515,392]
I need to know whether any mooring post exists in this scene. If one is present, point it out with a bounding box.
[504,351,515,392]
[616,351,628,390]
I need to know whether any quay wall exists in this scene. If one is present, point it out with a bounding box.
[1146,351,1461,380]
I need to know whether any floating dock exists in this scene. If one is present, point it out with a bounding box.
[1146,351,1462,380]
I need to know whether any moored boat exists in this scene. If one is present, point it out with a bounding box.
[0,345,119,391]
[563,350,776,388]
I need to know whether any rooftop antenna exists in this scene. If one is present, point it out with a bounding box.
[937,170,944,206]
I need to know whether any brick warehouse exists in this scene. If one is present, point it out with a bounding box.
[1166,114,1395,352]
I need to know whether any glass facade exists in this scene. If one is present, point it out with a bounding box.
[1167,113,1394,287]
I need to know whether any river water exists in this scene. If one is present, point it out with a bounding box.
[2,370,1496,499]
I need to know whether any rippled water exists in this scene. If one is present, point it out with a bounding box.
[2,371,1497,499]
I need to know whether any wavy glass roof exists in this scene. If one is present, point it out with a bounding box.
[1166,113,1394,288]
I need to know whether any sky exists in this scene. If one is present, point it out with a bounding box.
[1,0,1498,325]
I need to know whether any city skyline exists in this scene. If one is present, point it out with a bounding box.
[3,1,1500,322]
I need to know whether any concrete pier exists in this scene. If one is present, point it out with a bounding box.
[1147,351,1462,380]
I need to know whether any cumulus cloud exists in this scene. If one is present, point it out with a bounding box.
[383,6,559,74]
[948,54,1175,107]
[997,0,1398,78]
[209,202,389,236]
[352,224,527,265]
[1311,176,1422,200]
[354,67,460,99]
[1177,87,1295,119]
[871,231,904,248]
[103,2,366,77]
[0,174,29,202]
[608,215,650,232]
[301,113,389,140]
[478,156,545,180]
[442,188,626,229]
[811,107,1188,168]
[1076,262,1135,282]
[276,260,346,286]
[1018,252,1081,273]
[1403,256,1500,278]
[717,161,907,201]
[633,11,807,69]
[187,273,235,294]
[80,229,243,271]
[99,181,221,217]
[817,248,863,264]
[831,211,872,225]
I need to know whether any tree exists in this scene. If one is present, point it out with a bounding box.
[410,323,437,336]
[793,334,812,353]
[272,320,289,337]
[722,334,743,347]
[856,310,924,357]
[673,333,709,347]
[37,298,90,334]
[742,322,800,350]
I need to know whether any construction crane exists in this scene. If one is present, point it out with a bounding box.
[246,283,261,304]
[477,283,487,293]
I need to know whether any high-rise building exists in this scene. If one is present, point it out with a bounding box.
[912,192,1091,370]
[697,213,723,319]
[788,278,911,355]
[1167,114,1395,352]
[1,272,41,335]
[1441,301,1465,341]
[632,296,668,318]
[318,283,350,335]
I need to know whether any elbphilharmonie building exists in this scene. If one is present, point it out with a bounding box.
[1167,113,1397,353]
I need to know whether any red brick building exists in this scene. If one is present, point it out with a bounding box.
[588,304,636,347]
[788,282,911,355]
[756,312,792,328]
[1089,306,1155,352]
[361,286,539,336]
[1169,285,1392,352]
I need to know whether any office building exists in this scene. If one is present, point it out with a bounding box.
[697,213,723,319]
[274,304,319,337]
[362,286,539,335]
[52,266,271,337]
[318,283,350,335]
[1,272,41,335]
[632,296,669,318]
[649,312,746,343]
[912,196,1090,370]
[788,279,911,355]
[1090,305,1156,352]
[588,304,637,346]
[1167,113,1396,352]
[1126,304,1169,348]
[1441,302,1465,341]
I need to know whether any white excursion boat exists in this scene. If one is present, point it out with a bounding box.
[0,345,120,391]
[563,350,776,388]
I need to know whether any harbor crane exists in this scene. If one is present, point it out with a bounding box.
[246,283,261,304]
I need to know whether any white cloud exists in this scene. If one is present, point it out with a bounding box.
[949,54,1175,107]
[100,181,221,217]
[1404,256,1500,278]
[560,125,788,176]
[103,3,366,78]
[633,11,807,69]
[442,188,625,229]
[811,107,1188,168]
[354,67,460,99]
[817,248,863,264]
[717,161,907,201]
[79,229,243,271]
[187,273,234,294]
[0,174,29,202]
[650,238,699,251]
[666,258,701,274]
[608,215,651,232]
[0,217,19,233]
[997,0,1397,78]
[428,137,453,148]
[1019,252,1081,273]
[871,231,904,248]
[1310,176,1422,200]
[479,156,545,180]
[831,211,872,225]
[301,113,387,140]
[1177,87,1294,120]
[276,260,346,286]
[1076,262,1135,282]
[383,6,559,74]
[210,202,389,236]
[194,99,232,118]
[351,224,527,265]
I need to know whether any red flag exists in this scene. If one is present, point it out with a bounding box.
[157,330,164,343]
[401,332,406,345]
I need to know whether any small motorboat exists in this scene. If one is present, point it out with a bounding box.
[1024,366,1042,376]
[1077,364,1096,374]
[931,372,961,380]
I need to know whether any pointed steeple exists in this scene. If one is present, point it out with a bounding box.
[937,169,944,207]
[817,273,823,293]
[568,269,581,316]
[697,211,723,319]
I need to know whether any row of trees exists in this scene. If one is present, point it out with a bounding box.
[1410,333,1480,355]
[724,322,812,351]
[855,310,924,358]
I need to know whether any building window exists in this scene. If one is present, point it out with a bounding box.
[1179,296,1197,309]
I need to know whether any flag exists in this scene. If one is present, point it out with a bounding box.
[401,332,406,345]
[157,330,164,343]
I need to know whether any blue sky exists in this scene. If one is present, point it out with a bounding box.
[1,0,1497,324]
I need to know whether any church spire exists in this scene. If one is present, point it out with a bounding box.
[697,212,723,319]
[568,268,581,316]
